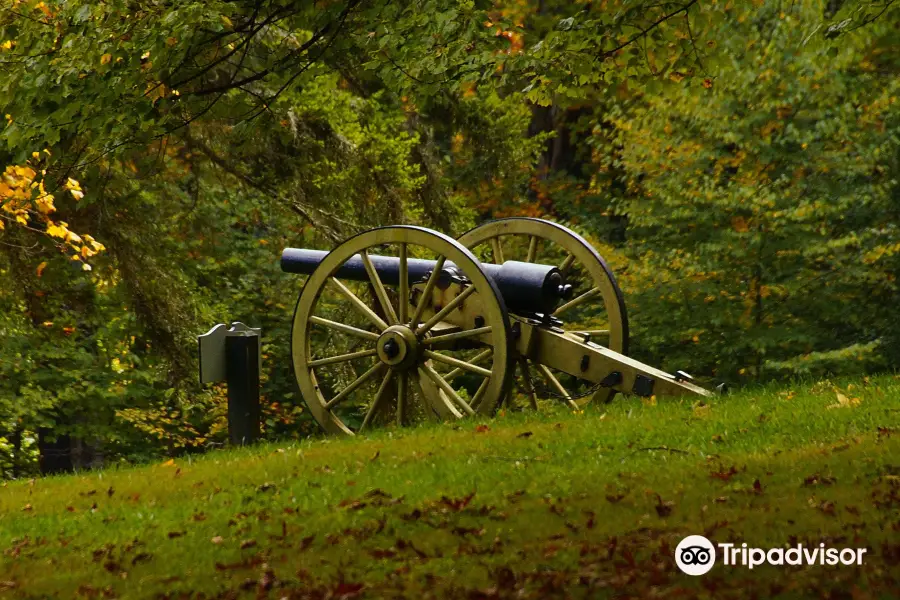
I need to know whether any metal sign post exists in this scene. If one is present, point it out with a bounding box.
[198,322,261,446]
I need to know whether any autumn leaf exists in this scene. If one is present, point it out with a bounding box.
[827,392,861,409]
[100,53,112,65]
[731,216,750,232]
[36,261,47,277]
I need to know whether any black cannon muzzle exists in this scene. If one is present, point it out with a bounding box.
[281,248,569,315]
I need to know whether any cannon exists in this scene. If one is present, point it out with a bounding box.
[282,218,710,435]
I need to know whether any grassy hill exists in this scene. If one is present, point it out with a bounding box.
[1,377,898,599]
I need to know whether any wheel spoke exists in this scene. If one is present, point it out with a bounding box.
[309,348,377,367]
[535,364,579,410]
[490,237,505,264]
[359,369,395,432]
[422,326,492,346]
[396,372,407,426]
[361,251,398,325]
[559,253,575,274]
[525,235,538,263]
[518,358,538,409]
[329,277,389,331]
[421,363,476,416]
[323,362,384,410]
[417,367,462,419]
[470,377,490,410]
[415,284,476,335]
[409,256,446,327]
[309,316,380,341]
[423,350,493,378]
[445,348,493,382]
[553,286,600,317]
[398,243,409,325]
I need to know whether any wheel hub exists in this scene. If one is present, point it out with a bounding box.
[376,325,419,370]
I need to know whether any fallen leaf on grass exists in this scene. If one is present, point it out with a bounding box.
[396,538,428,559]
[475,424,490,433]
[451,526,485,538]
[827,392,861,409]
[753,479,764,494]
[439,492,475,511]
[517,431,533,439]
[240,539,257,550]
[257,482,276,493]
[131,552,152,566]
[654,494,674,517]
[300,535,315,551]
[710,466,739,481]
[506,490,525,503]
[211,536,224,544]
[692,401,711,418]
[332,582,364,597]
[815,500,837,516]
[803,474,836,487]
[337,495,370,511]
[167,531,184,539]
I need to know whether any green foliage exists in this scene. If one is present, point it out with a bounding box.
[559,3,900,383]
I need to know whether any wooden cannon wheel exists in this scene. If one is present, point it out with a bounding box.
[457,218,629,407]
[291,226,512,435]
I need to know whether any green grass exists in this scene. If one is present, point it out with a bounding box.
[1,376,899,599]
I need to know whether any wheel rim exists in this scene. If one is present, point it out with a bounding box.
[457,217,628,407]
[292,226,511,435]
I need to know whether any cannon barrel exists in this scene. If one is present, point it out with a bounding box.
[281,248,568,314]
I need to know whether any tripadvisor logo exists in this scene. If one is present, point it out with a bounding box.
[675,535,716,576]
[675,535,868,576]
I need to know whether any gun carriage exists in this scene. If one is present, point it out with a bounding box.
[282,218,710,435]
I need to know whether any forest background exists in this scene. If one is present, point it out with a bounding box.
[1,0,898,476]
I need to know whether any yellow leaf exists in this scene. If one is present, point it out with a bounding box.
[161,459,175,467]
[82,262,92,272]
[0,40,13,51]
[100,53,112,65]
[827,392,860,409]
[220,15,233,28]
[36,261,47,277]
[70,189,84,200]
[0,220,4,230]
[46,223,67,238]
